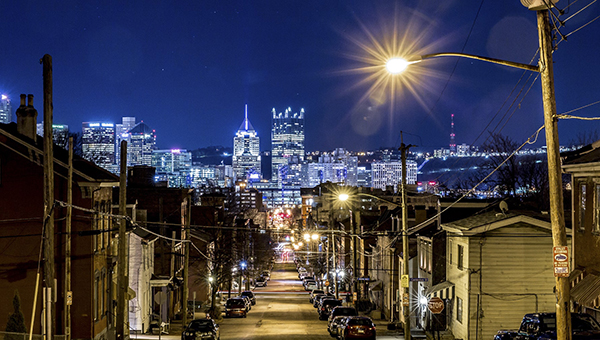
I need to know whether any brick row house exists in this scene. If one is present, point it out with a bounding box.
[0,95,119,340]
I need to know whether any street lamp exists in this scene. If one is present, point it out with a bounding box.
[384,8,569,339]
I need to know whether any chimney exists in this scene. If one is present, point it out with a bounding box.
[16,94,38,140]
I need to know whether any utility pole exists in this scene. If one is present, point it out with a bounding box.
[41,54,55,340]
[65,137,73,340]
[536,9,571,340]
[400,137,415,340]
[182,194,191,327]
[116,141,128,340]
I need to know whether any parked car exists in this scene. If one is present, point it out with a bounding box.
[339,316,376,340]
[328,306,358,327]
[319,299,343,320]
[305,281,318,291]
[310,289,325,303]
[224,298,247,318]
[261,270,271,280]
[313,293,327,308]
[255,277,267,287]
[238,295,252,310]
[181,319,220,340]
[494,312,600,340]
[241,291,256,305]
[328,316,348,338]
[315,294,334,308]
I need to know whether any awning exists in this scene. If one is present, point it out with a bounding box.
[571,273,600,307]
[369,280,383,292]
[424,281,454,300]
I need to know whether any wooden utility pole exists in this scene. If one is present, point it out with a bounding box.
[41,54,55,340]
[182,194,192,327]
[400,137,415,340]
[116,141,128,340]
[65,137,73,340]
[536,9,571,340]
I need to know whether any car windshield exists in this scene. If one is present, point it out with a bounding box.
[226,300,244,308]
[312,290,324,295]
[242,292,253,297]
[335,308,357,316]
[349,318,373,326]
[188,321,213,331]
[573,315,600,331]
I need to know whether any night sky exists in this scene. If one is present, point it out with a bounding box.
[1,1,599,152]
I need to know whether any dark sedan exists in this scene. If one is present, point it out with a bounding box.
[319,299,342,320]
[339,316,376,340]
[181,319,220,340]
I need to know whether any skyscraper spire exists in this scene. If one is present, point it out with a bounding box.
[245,104,248,130]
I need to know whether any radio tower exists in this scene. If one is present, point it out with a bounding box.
[449,114,456,154]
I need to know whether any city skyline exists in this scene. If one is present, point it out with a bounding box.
[1,1,599,153]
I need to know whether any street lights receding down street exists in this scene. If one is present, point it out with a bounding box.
[386,57,410,74]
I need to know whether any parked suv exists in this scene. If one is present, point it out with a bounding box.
[319,299,342,320]
[240,291,256,305]
[328,306,358,327]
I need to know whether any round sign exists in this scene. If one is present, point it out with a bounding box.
[325,280,330,286]
[427,297,444,314]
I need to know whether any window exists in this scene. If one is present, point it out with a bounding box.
[595,184,600,233]
[449,241,453,265]
[457,244,464,270]
[456,296,463,323]
[579,182,587,231]
[94,271,99,321]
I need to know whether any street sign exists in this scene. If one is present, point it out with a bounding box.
[401,275,409,288]
[427,297,444,314]
[410,278,429,282]
[353,292,357,302]
[553,246,569,277]
[325,280,330,287]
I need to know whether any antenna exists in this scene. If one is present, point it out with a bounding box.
[245,104,248,130]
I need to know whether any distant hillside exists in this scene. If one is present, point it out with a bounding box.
[191,146,232,165]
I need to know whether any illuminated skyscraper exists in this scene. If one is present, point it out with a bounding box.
[271,107,304,180]
[0,94,12,124]
[233,105,261,179]
[82,122,116,169]
[371,161,417,192]
[122,122,156,166]
[37,123,69,146]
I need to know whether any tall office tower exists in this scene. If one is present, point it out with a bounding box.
[271,107,305,180]
[37,123,69,146]
[371,161,417,192]
[115,117,137,163]
[82,122,116,169]
[0,94,11,124]
[233,105,261,180]
[152,149,193,187]
[122,122,156,166]
[449,113,456,154]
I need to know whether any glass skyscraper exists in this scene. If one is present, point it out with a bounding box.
[233,105,261,180]
[82,122,116,169]
[271,107,304,181]
[0,94,12,124]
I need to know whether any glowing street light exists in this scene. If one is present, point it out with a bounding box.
[338,193,349,202]
[311,233,319,240]
[303,233,311,241]
[385,57,411,74]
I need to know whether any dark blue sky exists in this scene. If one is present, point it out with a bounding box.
[1,1,599,152]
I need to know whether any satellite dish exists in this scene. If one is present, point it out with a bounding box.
[499,201,509,214]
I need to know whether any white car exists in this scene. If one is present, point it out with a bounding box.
[305,282,318,291]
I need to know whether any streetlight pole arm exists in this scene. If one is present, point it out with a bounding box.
[415,52,540,73]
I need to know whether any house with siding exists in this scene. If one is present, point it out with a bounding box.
[562,141,600,320]
[441,209,569,340]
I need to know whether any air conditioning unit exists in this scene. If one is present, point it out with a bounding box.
[521,0,559,10]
